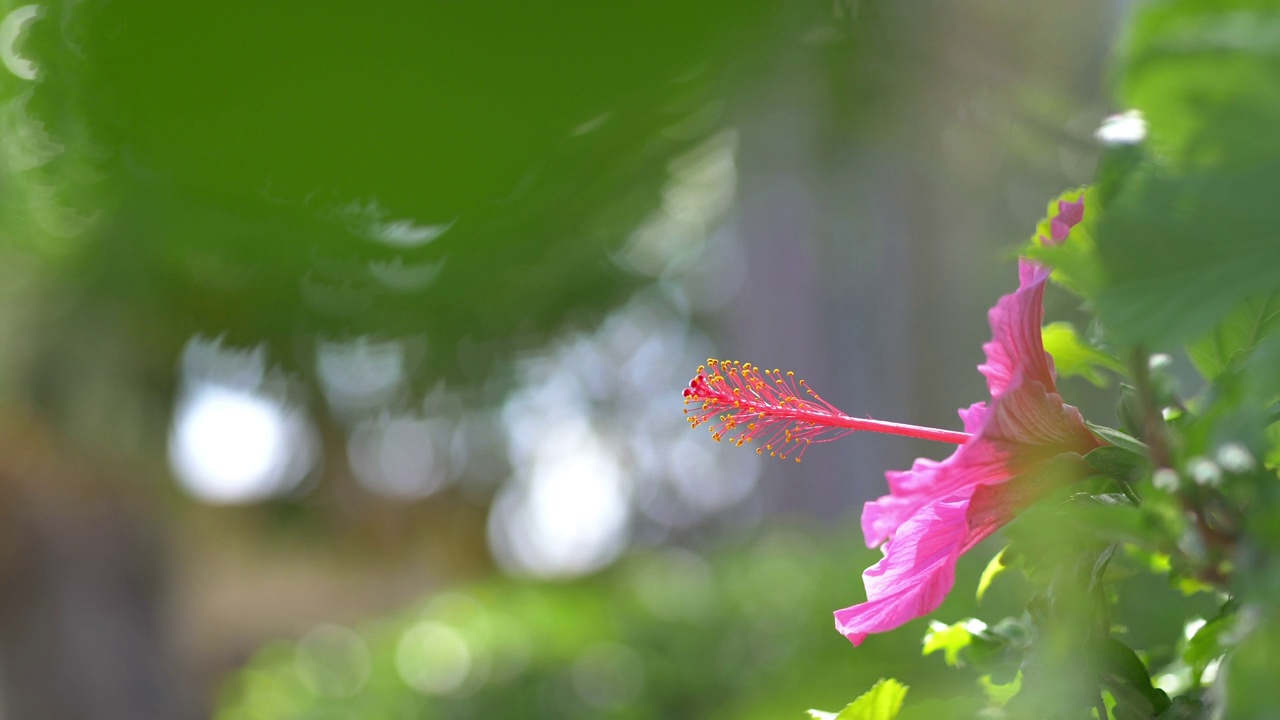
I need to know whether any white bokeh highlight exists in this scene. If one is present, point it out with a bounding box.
[169,336,318,504]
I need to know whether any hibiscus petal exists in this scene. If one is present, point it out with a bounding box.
[862,373,1099,548]
[978,259,1057,397]
[837,496,971,645]
[863,447,1008,547]
[958,401,988,434]
[1053,197,1085,239]
[982,379,1099,452]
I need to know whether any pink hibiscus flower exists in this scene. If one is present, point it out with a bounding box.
[683,196,1102,645]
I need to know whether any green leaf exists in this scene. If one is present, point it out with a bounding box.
[1222,611,1280,720]
[922,620,976,667]
[1095,171,1280,349]
[1122,3,1280,170]
[1099,638,1172,718]
[1092,1,1280,348]
[895,699,988,720]
[1086,423,1150,455]
[1085,446,1148,483]
[1184,615,1233,681]
[1042,322,1126,387]
[1065,494,1152,546]
[979,671,1022,706]
[808,678,909,720]
[976,546,1009,603]
[1156,697,1205,720]
[1188,293,1280,380]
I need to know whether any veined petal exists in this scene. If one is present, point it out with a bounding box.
[982,378,1098,452]
[846,456,1095,646]
[862,373,1100,548]
[978,259,1057,397]
[862,447,1009,548]
[957,401,989,434]
[837,496,971,646]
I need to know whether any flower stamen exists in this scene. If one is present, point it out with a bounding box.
[683,359,970,462]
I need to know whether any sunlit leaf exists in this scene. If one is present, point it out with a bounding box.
[1042,322,1125,387]
[922,620,979,667]
[895,698,988,720]
[1184,615,1233,680]
[820,678,910,720]
[976,547,1009,603]
[979,671,1022,705]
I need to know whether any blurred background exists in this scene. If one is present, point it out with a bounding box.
[0,1,1132,718]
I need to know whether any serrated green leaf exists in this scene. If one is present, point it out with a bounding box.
[1042,322,1126,387]
[1188,293,1280,380]
[813,678,909,720]
[1095,176,1280,349]
[976,546,1009,603]
[1094,1,1280,349]
[1123,4,1280,170]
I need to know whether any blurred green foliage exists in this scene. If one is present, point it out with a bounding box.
[1,0,785,384]
[1095,0,1280,349]
[214,503,1239,720]
[215,528,978,720]
[215,523,1212,720]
